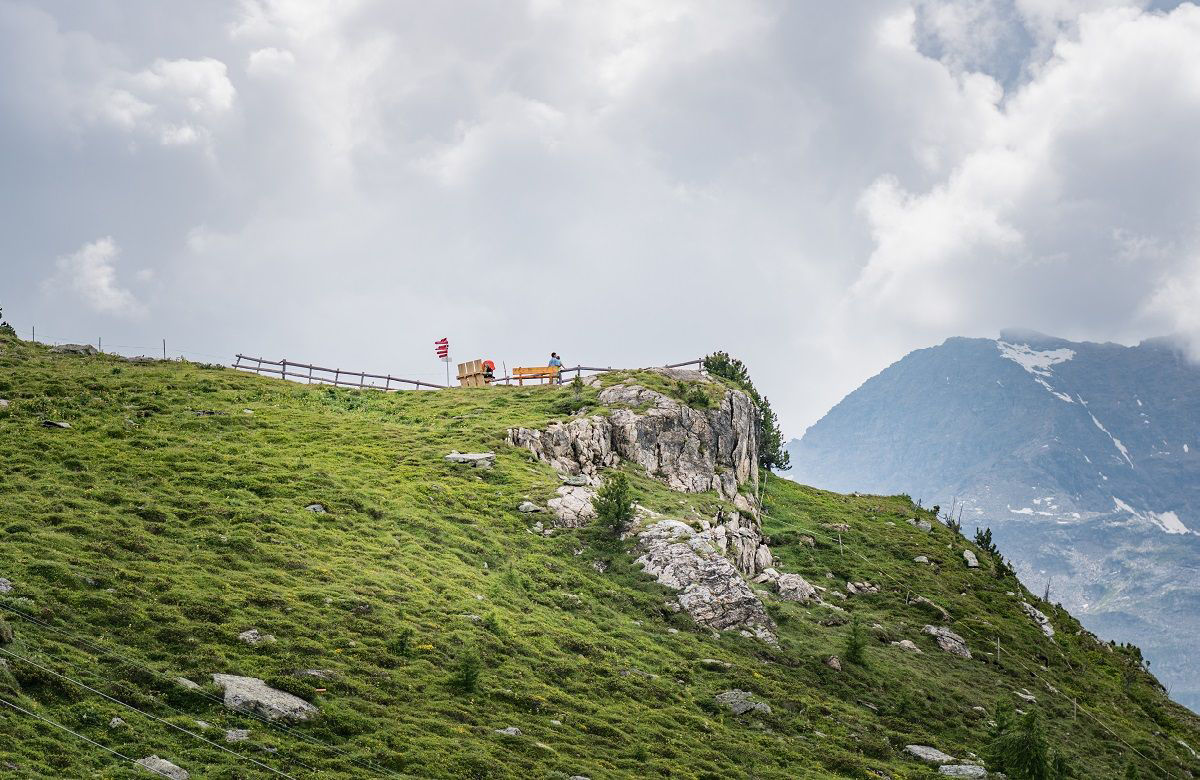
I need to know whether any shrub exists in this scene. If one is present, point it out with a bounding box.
[844,614,867,667]
[390,626,414,657]
[593,472,635,534]
[986,703,1071,779]
[449,647,482,693]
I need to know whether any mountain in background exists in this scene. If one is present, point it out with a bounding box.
[786,329,1200,711]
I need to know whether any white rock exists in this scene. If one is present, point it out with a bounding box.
[305,503,327,513]
[1021,601,1055,638]
[713,689,771,715]
[225,729,250,743]
[0,578,11,593]
[826,656,842,671]
[547,485,596,527]
[922,625,971,658]
[891,639,922,653]
[904,744,956,763]
[237,628,275,645]
[495,726,522,736]
[908,518,933,532]
[108,717,126,728]
[914,555,930,564]
[174,677,201,690]
[136,756,189,779]
[775,573,818,603]
[939,765,987,777]
[444,451,496,469]
[211,674,318,722]
[963,550,980,568]
[517,501,543,514]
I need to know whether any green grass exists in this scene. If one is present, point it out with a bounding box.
[0,333,1196,779]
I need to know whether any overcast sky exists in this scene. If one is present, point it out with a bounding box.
[3,0,1200,435]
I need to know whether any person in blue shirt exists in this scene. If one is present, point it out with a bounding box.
[548,352,563,383]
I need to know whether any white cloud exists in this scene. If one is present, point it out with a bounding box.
[46,237,146,318]
[247,47,295,76]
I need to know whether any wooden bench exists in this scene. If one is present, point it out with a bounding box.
[512,366,560,385]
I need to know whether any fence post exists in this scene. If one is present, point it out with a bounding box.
[234,355,242,369]
[385,375,391,391]
[98,337,102,353]
[282,359,287,380]
[31,326,35,343]
[334,368,340,387]
[359,371,365,388]
[308,365,313,384]
[162,339,166,360]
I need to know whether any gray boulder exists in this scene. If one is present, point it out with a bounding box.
[714,689,771,715]
[50,344,98,356]
[0,399,8,409]
[908,518,933,532]
[905,744,956,763]
[939,765,987,777]
[517,501,543,514]
[41,420,71,429]
[775,573,817,603]
[108,717,127,729]
[304,503,327,513]
[225,729,250,743]
[923,625,971,658]
[963,550,980,568]
[495,726,522,736]
[914,555,930,564]
[136,756,189,779]
[891,639,922,653]
[1021,601,1055,638]
[562,474,590,487]
[826,656,842,671]
[237,628,275,646]
[211,674,318,722]
[445,451,495,469]
[173,677,201,690]
[0,578,11,593]
[547,485,596,527]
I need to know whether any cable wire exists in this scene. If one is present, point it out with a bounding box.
[0,646,302,780]
[0,695,178,778]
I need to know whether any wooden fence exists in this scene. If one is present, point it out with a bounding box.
[232,354,704,391]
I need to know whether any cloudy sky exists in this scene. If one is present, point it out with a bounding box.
[3,0,1200,435]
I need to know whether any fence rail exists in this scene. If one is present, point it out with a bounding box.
[233,354,705,391]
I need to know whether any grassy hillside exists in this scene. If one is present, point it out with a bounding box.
[0,334,1197,779]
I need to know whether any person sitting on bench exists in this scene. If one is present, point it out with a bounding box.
[548,352,563,383]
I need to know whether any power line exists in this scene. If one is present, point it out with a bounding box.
[765,503,1177,777]
[0,603,410,780]
[0,695,178,778]
[0,646,302,780]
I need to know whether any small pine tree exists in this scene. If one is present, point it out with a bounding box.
[449,647,481,693]
[1124,759,1141,778]
[0,305,13,337]
[702,351,790,471]
[593,472,635,534]
[843,614,867,667]
[987,705,1067,780]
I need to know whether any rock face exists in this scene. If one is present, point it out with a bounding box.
[923,625,972,659]
[136,756,189,779]
[507,370,758,504]
[904,744,956,763]
[1022,601,1055,638]
[211,674,318,722]
[713,689,771,715]
[938,765,987,777]
[634,519,775,641]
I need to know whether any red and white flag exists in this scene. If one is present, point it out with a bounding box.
[434,337,449,359]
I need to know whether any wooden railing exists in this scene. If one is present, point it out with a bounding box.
[233,354,704,391]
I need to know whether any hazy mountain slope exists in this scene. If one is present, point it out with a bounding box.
[1,334,1198,778]
[786,330,1200,711]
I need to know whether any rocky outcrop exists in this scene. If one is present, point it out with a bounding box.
[136,756,189,779]
[938,766,987,778]
[445,451,495,469]
[547,486,596,527]
[1021,601,1055,638]
[905,744,956,763]
[507,370,758,505]
[212,674,318,722]
[50,344,98,356]
[714,689,771,715]
[634,519,775,642]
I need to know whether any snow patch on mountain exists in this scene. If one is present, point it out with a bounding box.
[1088,410,1134,468]
[997,341,1076,402]
[1112,497,1193,535]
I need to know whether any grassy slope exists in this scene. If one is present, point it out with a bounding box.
[0,334,1196,779]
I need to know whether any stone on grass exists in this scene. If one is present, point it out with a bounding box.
[825,656,842,671]
[445,451,495,469]
[305,503,327,513]
[891,639,921,653]
[109,717,127,728]
[225,729,250,743]
[136,756,189,779]
[174,677,201,691]
[699,658,732,670]
[211,674,318,722]
[1021,601,1055,638]
[963,550,979,568]
[547,485,596,527]
[517,501,543,514]
[238,628,276,646]
[713,689,771,715]
[0,578,11,593]
[0,399,8,409]
[914,555,930,564]
[495,726,523,737]
[775,573,818,603]
[561,474,590,487]
[905,744,956,763]
[939,765,987,777]
[50,344,98,356]
[923,625,971,659]
[908,518,933,532]
[41,420,71,429]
